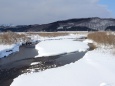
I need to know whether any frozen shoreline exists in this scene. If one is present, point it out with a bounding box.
[1,34,115,86]
[11,47,115,86]
[0,44,20,59]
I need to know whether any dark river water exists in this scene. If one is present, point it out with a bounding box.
[0,45,86,86]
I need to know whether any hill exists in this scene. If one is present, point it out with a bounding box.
[0,17,115,32]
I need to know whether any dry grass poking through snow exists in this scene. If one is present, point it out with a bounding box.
[27,32,69,37]
[88,32,115,47]
[0,31,29,44]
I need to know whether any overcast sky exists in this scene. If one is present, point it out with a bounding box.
[0,0,114,25]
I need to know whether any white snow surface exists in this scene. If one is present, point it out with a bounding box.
[35,34,88,57]
[6,34,115,86]
[31,33,87,42]
[35,39,89,57]
[0,44,19,58]
[11,48,115,86]
[30,62,41,66]
[83,39,93,44]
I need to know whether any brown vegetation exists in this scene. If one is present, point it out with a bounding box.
[88,43,97,50]
[88,32,115,46]
[27,32,69,37]
[0,31,29,44]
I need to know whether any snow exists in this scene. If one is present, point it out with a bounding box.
[34,34,88,57]
[30,62,41,66]
[30,33,87,42]
[0,34,87,58]
[57,26,63,29]
[34,34,89,58]
[35,39,89,57]
[0,44,19,58]
[0,33,114,86]
[83,39,93,44]
[11,47,115,86]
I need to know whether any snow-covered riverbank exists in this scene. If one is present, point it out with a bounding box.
[0,44,20,58]
[1,33,115,86]
[11,47,115,86]
[10,34,115,86]
[0,34,86,59]
[11,46,115,86]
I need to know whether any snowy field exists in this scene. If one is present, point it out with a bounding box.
[10,33,115,86]
[11,48,115,86]
[0,32,115,86]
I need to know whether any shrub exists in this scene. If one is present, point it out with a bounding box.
[0,31,28,44]
[88,32,115,47]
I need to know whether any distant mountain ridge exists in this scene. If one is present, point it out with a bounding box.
[0,17,115,32]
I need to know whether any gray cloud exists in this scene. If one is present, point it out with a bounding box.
[0,0,112,25]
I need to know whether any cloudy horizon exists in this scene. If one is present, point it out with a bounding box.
[0,0,114,25]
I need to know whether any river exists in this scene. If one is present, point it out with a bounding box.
[0,45,86,86]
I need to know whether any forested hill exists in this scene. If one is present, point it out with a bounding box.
[0,17,115,32]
